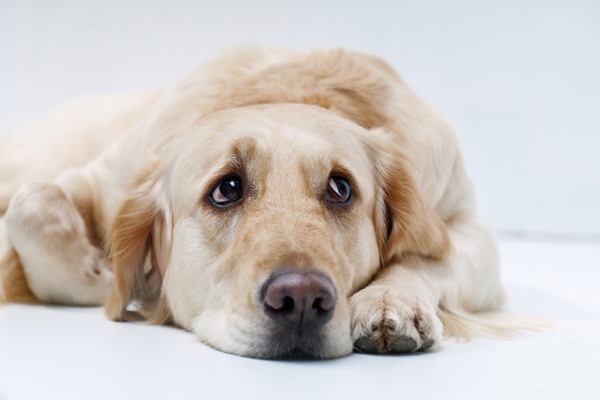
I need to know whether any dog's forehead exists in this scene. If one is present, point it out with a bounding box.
[204,104,367,144]
[166,104,377,204]
[208,104,369,159]
[173,104,373,172]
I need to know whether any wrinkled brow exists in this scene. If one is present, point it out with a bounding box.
[230,135,273,173]
[230,136,259,170]
[205,135,272,192]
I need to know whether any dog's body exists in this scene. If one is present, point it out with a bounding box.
[0,47,506,358]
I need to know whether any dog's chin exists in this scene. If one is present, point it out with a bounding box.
[191,310,353,360]
[209,330,348,360]
[247,327,353,360]
[259,331,330,360]
[198,332,335,360]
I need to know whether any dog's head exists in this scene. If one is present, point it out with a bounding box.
[105,104,448,359]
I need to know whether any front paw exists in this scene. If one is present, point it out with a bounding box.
[72,245,113,304]
[350,287,443,354]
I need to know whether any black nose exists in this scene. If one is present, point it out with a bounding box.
[261,269,336,333]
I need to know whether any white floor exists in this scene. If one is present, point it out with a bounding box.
[1,238,599,400]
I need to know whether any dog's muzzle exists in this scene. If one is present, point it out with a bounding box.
[260,268,336,357]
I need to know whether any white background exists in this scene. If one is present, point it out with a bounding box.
[1,0,599,237]
[1,2,600,400]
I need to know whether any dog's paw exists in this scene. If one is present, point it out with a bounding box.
[42,241,113,305]
[71,245,113,304]
[350,287,443,354]
[81,247,113,281]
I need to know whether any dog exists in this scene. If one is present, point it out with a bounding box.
[0,46,510,359]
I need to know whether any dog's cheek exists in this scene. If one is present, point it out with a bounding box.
[190,305,273,358]
[322,300,354,358]
[346,215,381,294]
[161,219,218,328]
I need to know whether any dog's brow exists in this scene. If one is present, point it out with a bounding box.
[227,153,243,172]
[231,136,259,164]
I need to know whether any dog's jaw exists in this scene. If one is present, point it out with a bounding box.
[188,303,353,360]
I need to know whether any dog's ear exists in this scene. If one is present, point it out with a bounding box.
[367,129,451,263]
[105,164,172,324]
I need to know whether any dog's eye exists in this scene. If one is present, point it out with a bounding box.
[210,176,243,206]
[326,176,352,204]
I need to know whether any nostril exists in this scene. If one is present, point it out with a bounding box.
[317,290,336,310]
[312,297,323,311]
[281,296,295,313]
[266,296,295,314]
[312,294,334,315]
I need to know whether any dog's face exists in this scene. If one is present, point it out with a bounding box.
[106,104,448,359]
[165,105,381,358]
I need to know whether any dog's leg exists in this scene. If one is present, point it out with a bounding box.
[3,170,112,305]
[0,219,38,303]
[350,217,505,353]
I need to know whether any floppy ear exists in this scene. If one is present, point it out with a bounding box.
[105,166,173,324]
[368,129,451,263]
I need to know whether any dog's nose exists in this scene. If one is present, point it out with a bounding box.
[262,270,336,333]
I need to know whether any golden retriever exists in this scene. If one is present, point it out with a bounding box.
[0,46,511,358]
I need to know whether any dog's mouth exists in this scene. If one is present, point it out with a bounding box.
[262,330,329,360]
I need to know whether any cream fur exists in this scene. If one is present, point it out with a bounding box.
[0,46,511,359]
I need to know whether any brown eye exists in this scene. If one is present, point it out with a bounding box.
[210,175,243,206]
[326,176,352,204]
